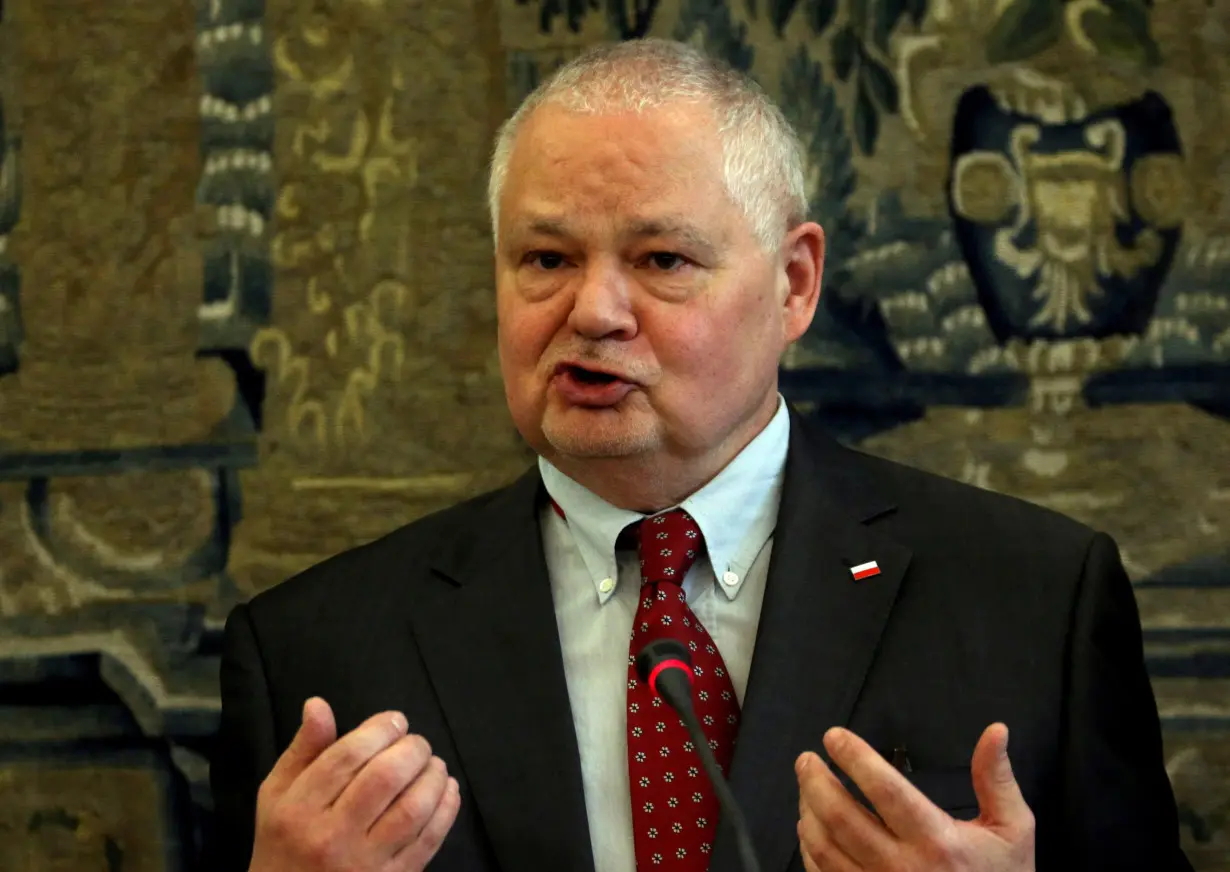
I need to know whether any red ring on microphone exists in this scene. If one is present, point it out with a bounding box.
[647,658,693,695]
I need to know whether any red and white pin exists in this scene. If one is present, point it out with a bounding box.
[849,560,880,581]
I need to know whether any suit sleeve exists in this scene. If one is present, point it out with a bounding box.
[1043,531,1192,871]
[206,603,281,872]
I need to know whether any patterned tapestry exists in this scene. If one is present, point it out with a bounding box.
[0,0,1226,868]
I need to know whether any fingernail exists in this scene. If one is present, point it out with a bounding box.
[795,753,811,774]
[448,777,459,794]
[823,728,843,754]
[391,712,408,733]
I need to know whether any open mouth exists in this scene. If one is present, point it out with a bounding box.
[551,363,637,406]
[560,364,623,385]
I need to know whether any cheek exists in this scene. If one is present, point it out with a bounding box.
[498,299,551,426]
[656,291,777,378]
[651,313,751,393]
[498,290,556,369]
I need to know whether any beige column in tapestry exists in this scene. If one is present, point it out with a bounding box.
[0,0,236,453]
[228,0,529,596]
[256,0,421,466]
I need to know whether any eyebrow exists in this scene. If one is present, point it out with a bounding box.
[513,216,717,254]
[626,219,717,254]
[521,217,570,239]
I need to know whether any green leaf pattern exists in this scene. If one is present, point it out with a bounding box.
[853,74,881,156]
[769,0,803,34]
[872,0,909,48]
[517,0,662,38]
[674,0,756,70]
[1082,0,1162,66]
[516,0,600,34]
[806,0,838,35]
[831,25,856,81]
[985,0,1163,65]
[984,0,1065,63]
[859,43,899,113]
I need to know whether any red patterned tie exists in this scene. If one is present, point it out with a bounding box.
[627,510,741,870]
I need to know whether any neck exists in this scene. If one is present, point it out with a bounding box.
[546,397,779,512]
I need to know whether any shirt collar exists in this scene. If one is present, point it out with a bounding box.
[539,395,790,604]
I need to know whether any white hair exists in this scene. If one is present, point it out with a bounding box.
[487,38,808,252]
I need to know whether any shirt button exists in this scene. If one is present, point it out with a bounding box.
[599,577,614,594]
[722,571,739,587]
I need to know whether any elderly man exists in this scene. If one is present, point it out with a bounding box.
[209,39,1191,872]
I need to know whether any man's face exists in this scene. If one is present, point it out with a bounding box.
[495,102,821,475]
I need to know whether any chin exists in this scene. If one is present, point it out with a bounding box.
[541,411,658,459]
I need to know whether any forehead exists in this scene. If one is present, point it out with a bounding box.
[500,103,736,235]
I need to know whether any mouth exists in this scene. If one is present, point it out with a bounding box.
[550,362,638,407]
[554,363,630,385]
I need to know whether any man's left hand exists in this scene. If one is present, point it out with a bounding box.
[796,723,1035,872]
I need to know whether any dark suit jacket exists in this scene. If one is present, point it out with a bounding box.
[209,411,1191,872]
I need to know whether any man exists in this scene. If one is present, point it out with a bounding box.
[209,38,1192,872]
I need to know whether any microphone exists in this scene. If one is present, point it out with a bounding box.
[635,638,763,872]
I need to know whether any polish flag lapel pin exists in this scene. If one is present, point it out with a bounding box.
[850,560,881,581]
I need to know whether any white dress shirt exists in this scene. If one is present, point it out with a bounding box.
[539,397,791,872]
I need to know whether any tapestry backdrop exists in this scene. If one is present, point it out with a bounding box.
[0,0,1227,869]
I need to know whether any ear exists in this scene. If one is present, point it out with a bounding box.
[779,221,825,344]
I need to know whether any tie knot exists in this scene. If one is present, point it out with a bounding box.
[634,509,704,588]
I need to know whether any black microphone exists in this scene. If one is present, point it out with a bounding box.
[635,638,763,872]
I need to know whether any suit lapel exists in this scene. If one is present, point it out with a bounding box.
[409,469,596,872]
[711,414,913,872]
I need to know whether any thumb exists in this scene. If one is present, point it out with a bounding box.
[970,723,1029,827]
[264,697,337,797]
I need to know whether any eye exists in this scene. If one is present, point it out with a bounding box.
[525,251,567,270]
[643,252,687,271]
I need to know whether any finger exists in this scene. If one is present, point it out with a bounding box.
[288,709,409,809]
[797,751,897,867]
[363,749,447,848]
[970,723,1031,830]
[391,776,461,871]
[331,733,435,831]
[797,806,861,872]
[262,697,338,800]
[823,727,950,841]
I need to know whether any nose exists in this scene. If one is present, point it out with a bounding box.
[567,257,638,341]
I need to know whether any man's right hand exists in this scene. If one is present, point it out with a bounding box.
[249,697,460,872]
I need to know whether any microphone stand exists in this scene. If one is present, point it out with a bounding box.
[637,639,763,872]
